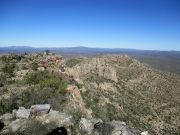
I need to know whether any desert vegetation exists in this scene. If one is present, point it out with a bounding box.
[0,52,179,135]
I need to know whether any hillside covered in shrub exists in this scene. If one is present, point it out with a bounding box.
[0,52,179,135]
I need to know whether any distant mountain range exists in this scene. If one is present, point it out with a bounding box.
[1,46,180,75]
[0,46,180,57]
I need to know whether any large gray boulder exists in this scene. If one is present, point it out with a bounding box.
[30,104,51,116]
[13,107,30,119]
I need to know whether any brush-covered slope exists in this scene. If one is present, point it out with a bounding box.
[65,55,180,135]
[0,52,179,135]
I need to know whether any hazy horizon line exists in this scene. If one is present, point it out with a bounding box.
[0,45,180,52]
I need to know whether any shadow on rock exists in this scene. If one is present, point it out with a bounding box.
[47,127,68,135]
[0,121,4,131]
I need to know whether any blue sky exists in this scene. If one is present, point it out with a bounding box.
[0,0,180,50]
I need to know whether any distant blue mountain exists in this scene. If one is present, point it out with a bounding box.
[0,46,180,57]
[1,46,180,75]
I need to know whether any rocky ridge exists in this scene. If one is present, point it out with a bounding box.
[0,52,179,134]
[65,55,180,134]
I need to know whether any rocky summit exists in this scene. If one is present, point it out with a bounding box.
[0,52,179,135]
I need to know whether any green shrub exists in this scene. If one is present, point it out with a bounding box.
[0,55,9,63]
[2,63,15,75]
[19,87,67,109]
[0,74,6,87]
[0,98,10,114]
[23,70,67,108]
[0,97,18,115]
[0,54,22,63]
[24,71,49,84]
[0,87,8,95]
[31,62,38,71]
[39,74,67,95]
[0,70,68,114]
[24,71,67,95]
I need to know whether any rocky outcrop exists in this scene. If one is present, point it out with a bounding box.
[0,104,146,135]
[65,55,123,84]
[0,104,73,134]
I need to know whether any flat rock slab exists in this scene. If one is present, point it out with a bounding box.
[30,104,51,116]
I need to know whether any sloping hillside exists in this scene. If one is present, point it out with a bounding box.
[0,52,179,135]
[65,55,180,135]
